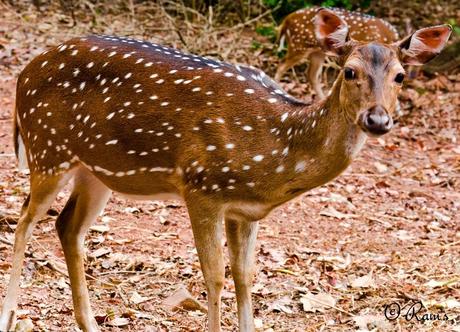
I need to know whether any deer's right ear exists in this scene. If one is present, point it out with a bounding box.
[314,8,349,55]
[396,25,452,65]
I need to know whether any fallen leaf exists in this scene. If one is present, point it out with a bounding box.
[14,318,33,332]
[254,318,263,329]
[162,287,207,313]
[101,216,115,223]
[423,298,460,309]
[89,225,110,233]
[351,271,376,288]
[353,314,392,331]
[374,161,388,173]
[268,296,294,314]
[107,317,130,327]
[89,247,112,259]
[130,291,151,305]
[316,254,352,270]
[300,292,336,313]
[124,207,140,214]
[433,211,451,222]
[424,278,459,288]
[392,230,415,241]
[320,193,355,208]
[320,207,357,220]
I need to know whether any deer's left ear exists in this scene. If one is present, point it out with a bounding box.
[397,25,452,65]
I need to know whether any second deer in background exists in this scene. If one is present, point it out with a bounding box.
[275,7,399,98]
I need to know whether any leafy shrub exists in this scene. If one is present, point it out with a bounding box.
[262,0,370,23]
[447,18,460,36]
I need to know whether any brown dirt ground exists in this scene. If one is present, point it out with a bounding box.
[0,2,459,332]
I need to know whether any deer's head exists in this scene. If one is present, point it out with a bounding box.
[315,8,451,137]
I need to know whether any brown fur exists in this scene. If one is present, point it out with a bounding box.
[1,10,451,332]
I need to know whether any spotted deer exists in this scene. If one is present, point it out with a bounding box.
[0,8,451,332]
[275,7,400,99]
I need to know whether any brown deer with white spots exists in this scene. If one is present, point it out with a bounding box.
[275,7,400,99]
[0,8,451,332]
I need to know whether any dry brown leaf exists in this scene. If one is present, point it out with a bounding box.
[162,287,207,313]
[101,216,115,223]
[392,230,415,241]
[351,271,376,289]
[268,296,294,314]
[423,298,460,309]
[320,207,357,220]
[254,318,263,329]
[316,254,352,270]
[353,314,392,331]
[14,318,33,332]
[374,161,388,173]
[124,207,140,214]
[107,317,130,327]
[130,291,151,305]
[300,292,336,313]
[89,247,112,259]
[89,224,110,233]
[424,278,459,288]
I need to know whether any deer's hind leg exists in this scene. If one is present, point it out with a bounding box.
[0,171,74,331]
[307,50,327,99]
[275,49,309,82]
[55,167,111,332]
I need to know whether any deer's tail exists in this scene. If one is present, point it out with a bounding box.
[13,105,28,170]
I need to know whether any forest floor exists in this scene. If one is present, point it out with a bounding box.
[0,2,459,332]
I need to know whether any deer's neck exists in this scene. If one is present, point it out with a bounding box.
[275,82,367,194]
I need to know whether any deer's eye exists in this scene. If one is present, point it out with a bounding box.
[344,67,356,80]
[395,73,405,84]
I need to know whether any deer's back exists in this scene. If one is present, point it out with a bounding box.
[16,35,307,202]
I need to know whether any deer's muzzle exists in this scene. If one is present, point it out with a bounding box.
[361,105,393,136]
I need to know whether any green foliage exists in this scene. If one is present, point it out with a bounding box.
[262,0,313,23]
[251,41,263,50]
[447,18,460,36]
[276,48,287,59]
[263,0,280,6]
[255,24,277,39]
[262,0,370,23]
[320,0,352,10]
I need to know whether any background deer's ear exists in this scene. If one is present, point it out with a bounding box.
[314,8,349,56]
[397,25,452,65]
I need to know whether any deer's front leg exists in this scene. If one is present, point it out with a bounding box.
[187,200,225,332]
[225,219,259,332]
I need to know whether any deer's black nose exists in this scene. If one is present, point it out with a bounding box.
[363,105,393,135]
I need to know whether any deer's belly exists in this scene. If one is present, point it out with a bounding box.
[224,201,273,222]
[117,192,183,201]
[83,166,183,198]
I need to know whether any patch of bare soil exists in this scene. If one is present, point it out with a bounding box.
[0,2,459,332]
